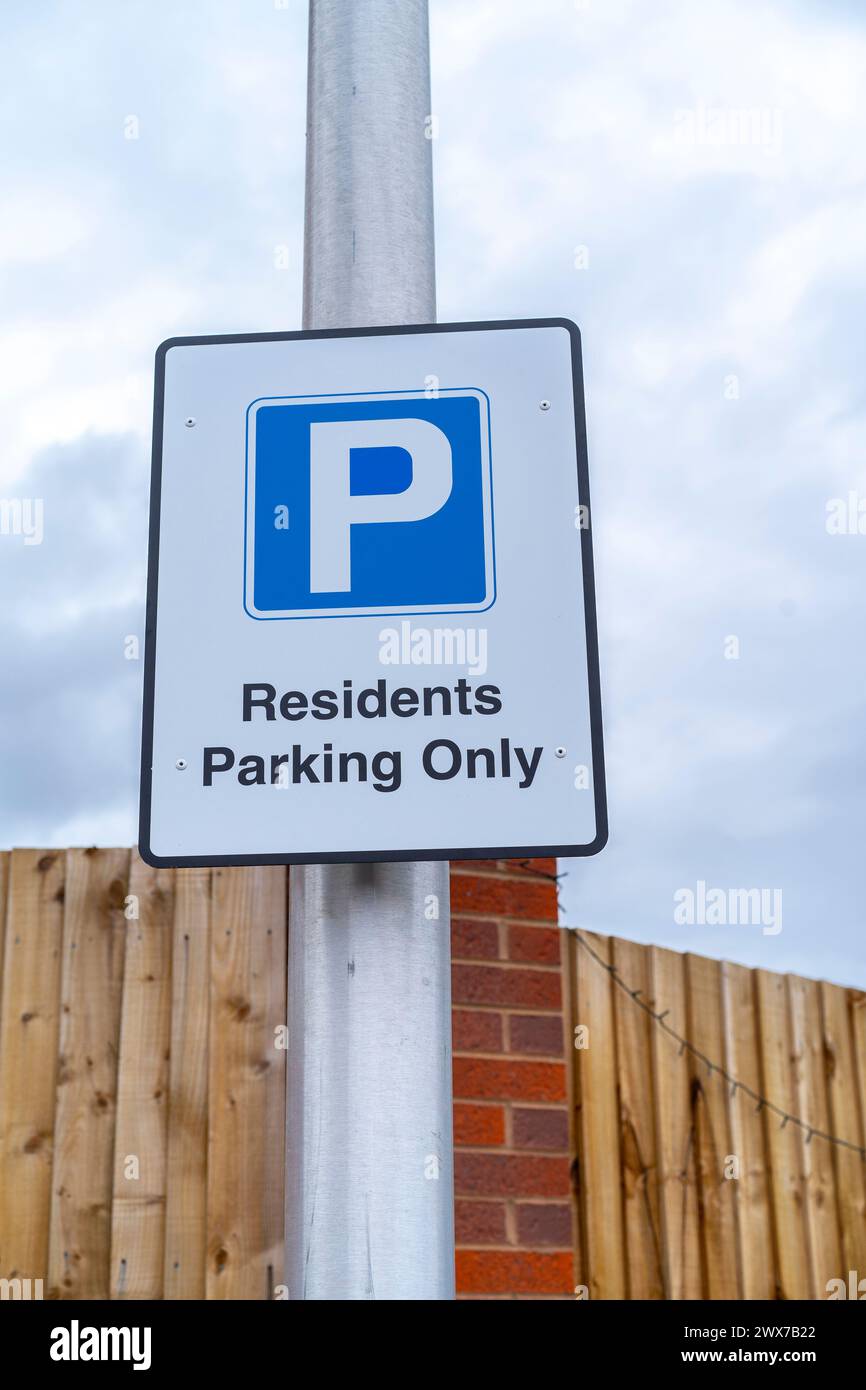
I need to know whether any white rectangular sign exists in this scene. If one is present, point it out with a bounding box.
[139,318,606,865]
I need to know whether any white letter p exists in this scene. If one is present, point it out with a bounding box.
[309,418,453,592]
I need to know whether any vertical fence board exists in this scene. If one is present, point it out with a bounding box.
[47,848,130,1299]
[685,954,739,1299]
[722,962,775,1299]
[851,989,866,1156]
[0,850,65,1284]
[611,937,663,1298]
[206,866,287,1300]
[0,851,9,1003]
[562,927,586,1300]
[755,969,811,1299]
[821,981,866,1282]
[788,974,842,1298]
[850,988,866,1298]
[647,945,702,1299]
[163,867,212,1299]
[570,932,626,1299]
[110,856,174,1298]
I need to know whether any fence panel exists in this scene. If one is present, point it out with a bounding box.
[0,850,65,1286]
[2,857,865,1301]
[110,855,174,1298]
[646,944,702,1299]
[686,953,739,1298]
[205,866,287,1300]
[611,936,663,1298]
[162,866,211,1299]
[569,931,626,1299]
[721,961,775,1299]
[569,935,866,1302]
[821,980,866,1283]
[47,848,130,1299]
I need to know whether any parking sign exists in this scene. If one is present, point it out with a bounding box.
[246,389,494,618]
[139,318,606,866]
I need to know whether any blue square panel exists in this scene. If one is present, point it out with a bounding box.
[245,389,495,619]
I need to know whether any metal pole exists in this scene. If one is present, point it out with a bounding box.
[285,0,455,1300]
[302,0,436,328]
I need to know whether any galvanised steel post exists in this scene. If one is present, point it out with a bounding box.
[285,0,455,1301]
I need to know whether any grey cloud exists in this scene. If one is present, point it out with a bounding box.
[1,0,864,988]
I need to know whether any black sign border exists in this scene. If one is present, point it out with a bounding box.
[139,317,608,866]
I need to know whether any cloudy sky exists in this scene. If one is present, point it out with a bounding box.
[1,0,864,985]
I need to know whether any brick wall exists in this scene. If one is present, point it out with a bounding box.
[449,857,575,1299]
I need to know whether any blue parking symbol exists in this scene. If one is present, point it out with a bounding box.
[245,390,495,619]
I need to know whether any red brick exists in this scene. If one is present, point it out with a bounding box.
[451,860,503,873]
[457,1249,573,1296]
[505,857,557,876]
[445,858,571,1298]
[512,1107,570,1152]
[453,1057,566,1103]
[516,1203,574,1248]
[455,1200,508,1244]
[455,1152,570,1198]
[451,917,499,960]
[508,924,561,965]
[451,858,557,878]
[453,1009,503,1053]
[508,1013,565,1057]
[450,873,557,921]
[453,1103,505,1147]
[452,963,561,1010]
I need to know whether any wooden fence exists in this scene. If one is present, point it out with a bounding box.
[0,849,286,1299]
[1,848,864,1300]
[568,932,866,1300]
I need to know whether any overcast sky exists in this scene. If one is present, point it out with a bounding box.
[1,0,864,985]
